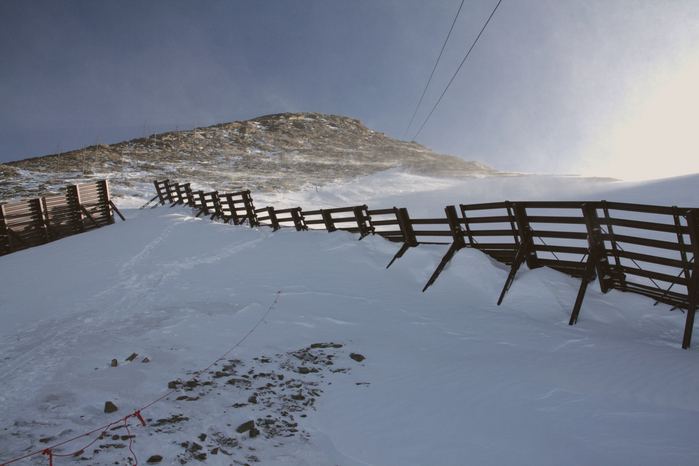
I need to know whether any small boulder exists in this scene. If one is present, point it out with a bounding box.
[236,420,255,434]
[104,401,118,413]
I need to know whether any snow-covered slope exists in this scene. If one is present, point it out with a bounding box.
[1,173,698,465]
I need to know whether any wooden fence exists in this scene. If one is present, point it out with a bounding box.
[0,180,124,257]
[147,179,699,349]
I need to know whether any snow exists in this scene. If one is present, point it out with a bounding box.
[1,172,699,465]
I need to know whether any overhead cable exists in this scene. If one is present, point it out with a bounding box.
[410,0,503,142]
[402,0,465,141]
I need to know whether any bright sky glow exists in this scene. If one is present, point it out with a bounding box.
[578,51,699,181]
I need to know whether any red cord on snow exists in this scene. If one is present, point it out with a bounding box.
[0,291,281,466]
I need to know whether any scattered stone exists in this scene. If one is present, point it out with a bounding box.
[168,380,180,389]
[146,455,163,463]
[249,427,260,438]
[297,367,310,374]
[311,343,343,349]
[248,395,258,404]
[236,420,255,434]
[104,401,118,413]
[125,353,138,362]
[211,447,219,455]
[110,359,118,367]
[142,357,150,363]
[198,433,207,442]
[350,353,366,362]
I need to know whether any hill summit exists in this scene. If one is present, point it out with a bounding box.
[1,112,507,201]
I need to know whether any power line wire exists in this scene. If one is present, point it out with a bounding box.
[410,0,503,142]
[402,0,465,141]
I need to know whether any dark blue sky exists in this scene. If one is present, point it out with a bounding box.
[1,0,698,180]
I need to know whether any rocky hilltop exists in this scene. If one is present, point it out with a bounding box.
[0,112,509,202]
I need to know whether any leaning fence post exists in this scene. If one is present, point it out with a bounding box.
[320,210,337,232]
[422,206,467,292]
[267,207,280,231]
[497,203,535,305]
[66,184,85,234]
[569,203,613,325]
[601,201,627,291]
[583,203,612,293]
[290,208,306,231]
[513,203,539,270]
[682,209,699,349]
[241,190,258,227]
[386,207,418,268]
[353,205,373,239]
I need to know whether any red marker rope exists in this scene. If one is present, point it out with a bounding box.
[0,291,281,466]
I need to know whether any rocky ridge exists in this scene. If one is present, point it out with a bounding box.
[0,112,510,202]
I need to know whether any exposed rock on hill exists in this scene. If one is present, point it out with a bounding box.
[1,112,509,202]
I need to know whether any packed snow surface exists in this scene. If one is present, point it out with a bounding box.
[1,172,699,465]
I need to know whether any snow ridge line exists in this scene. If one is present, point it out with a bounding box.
[0,291,283,466]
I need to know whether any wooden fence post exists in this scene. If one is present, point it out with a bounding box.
[0,204,11,254]
[241,190,258,227]
[682,209,699,349]
[290,208,306,231]
[514,203,539,270]
[352,205,374,239]
[423,205,467,292]
[320,210,337,232]
[505,201,520,248]
[267,207,280,231]
[497,203,535,305]
[601,201,627,291]
[569,203,613,325]
[386,207,418,268]
[66,184,85,234]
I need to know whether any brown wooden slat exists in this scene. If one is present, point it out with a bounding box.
[411,218,449,225]
[532,244,589,254]
[529,230,589,240]
[414,230,452,237]
[606,233,683,252]
[518,201,587,209]
[527,215,586,225]
[608,217,682,234]
[621,267,687,285]
[604,201,682,216]
[460,201,510,211]
[462,215,512,224]
[469,229,519,237]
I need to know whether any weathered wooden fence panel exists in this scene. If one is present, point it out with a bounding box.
[0,180,121,257]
